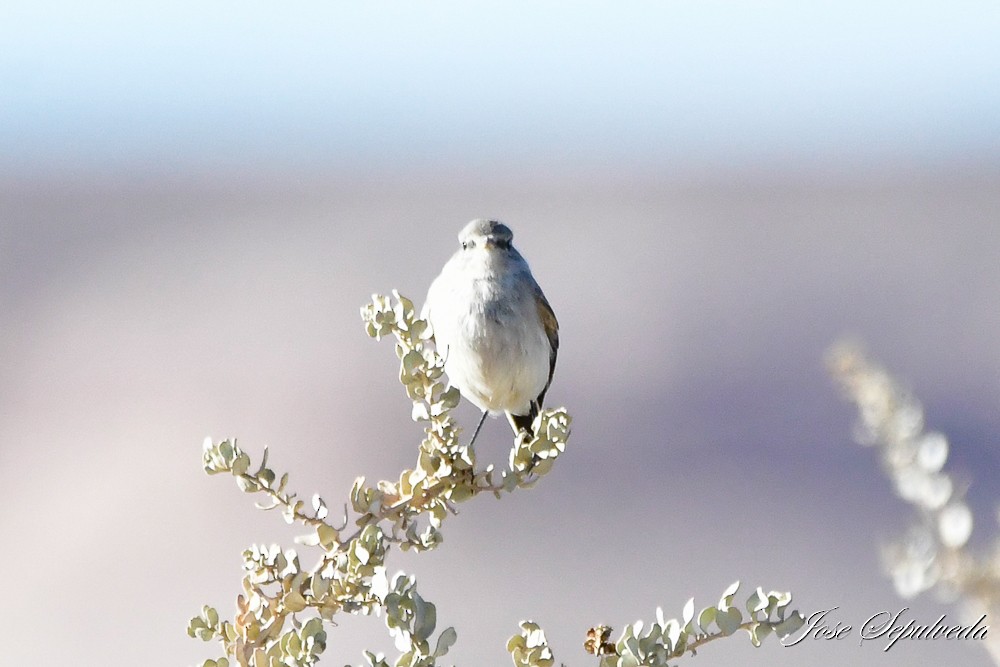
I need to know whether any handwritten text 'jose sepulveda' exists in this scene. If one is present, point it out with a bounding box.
[783,607,988,652]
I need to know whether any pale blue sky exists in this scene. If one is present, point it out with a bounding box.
[2,1,999,171]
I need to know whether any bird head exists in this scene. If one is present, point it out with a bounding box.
[458,219,513,251]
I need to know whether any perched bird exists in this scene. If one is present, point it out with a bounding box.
[423,219,559,444]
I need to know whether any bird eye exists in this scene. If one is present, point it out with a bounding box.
[461,241,468,250]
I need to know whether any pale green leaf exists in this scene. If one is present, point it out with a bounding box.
[774,611,806,639]
[434,627,458,657]
[716,607,742,636]
[698,606,716,634]
[719,580,740,608]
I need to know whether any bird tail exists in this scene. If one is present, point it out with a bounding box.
[507,400,540,436]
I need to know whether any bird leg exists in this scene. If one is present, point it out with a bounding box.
[468,410,489,449]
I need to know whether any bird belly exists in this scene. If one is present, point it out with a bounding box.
[439,296,549,416]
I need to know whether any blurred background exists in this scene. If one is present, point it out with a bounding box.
[2,2,999,665]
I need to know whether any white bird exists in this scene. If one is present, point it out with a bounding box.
[423,219,559,444]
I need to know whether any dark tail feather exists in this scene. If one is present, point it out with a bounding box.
[507,400,540,436]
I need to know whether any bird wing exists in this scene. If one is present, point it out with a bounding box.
[534,284,559,407]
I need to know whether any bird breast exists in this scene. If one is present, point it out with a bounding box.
[427,255,550,415]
